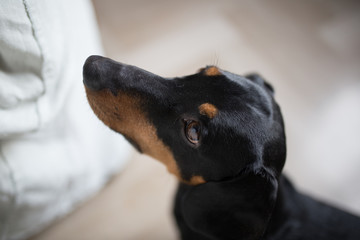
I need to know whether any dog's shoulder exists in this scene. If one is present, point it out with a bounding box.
[265,176,360,240]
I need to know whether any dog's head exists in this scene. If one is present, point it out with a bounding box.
[83,55,286,185]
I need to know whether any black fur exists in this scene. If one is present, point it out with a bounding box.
[83,55,360,240]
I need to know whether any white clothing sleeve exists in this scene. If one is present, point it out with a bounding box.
[0,1,133,240]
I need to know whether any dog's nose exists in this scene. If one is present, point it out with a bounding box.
[83,55,109,91]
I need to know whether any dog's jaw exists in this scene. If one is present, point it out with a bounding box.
[85,85,207,185]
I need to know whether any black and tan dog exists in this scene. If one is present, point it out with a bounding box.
[83,55,360,240]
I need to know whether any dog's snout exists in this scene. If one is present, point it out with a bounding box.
[83,55,109,91]
[83,55,168,97]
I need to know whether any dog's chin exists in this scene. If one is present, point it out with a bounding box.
[85,88,112,126]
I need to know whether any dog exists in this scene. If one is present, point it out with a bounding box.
[83,55,360,240]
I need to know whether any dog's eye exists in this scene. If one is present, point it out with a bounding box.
[184,120,201,145]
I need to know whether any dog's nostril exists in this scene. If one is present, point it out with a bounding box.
[83,55,106,91]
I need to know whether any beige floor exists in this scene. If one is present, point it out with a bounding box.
[32,0,360,239]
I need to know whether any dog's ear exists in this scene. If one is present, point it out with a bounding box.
[182,169,278,239]
[245,73,274,94]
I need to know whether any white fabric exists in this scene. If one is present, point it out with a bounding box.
[0,1,132,239]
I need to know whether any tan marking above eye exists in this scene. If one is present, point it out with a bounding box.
[204,66,221,76]
[199,103,218,119]
[85,87,181,179]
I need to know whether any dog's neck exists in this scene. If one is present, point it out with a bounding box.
[264,176,304,238]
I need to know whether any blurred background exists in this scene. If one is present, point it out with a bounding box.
[32,0,360,239]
